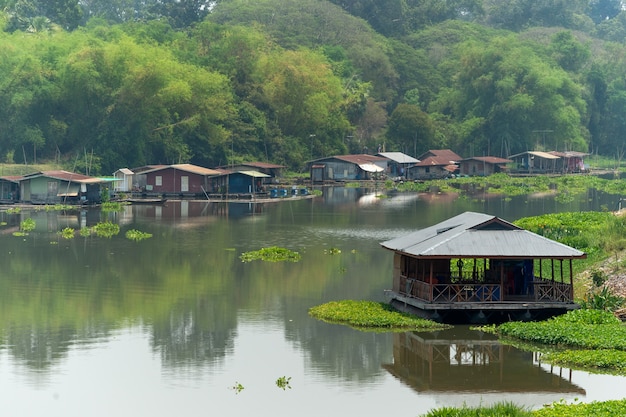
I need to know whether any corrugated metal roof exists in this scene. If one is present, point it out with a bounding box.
[509,151,560,160]
[216,161,286,169]
[381,211,586,259]
[114,168,134,175]
[312,154,387,165]
[416,149,462,164]
[141,164,220,176]
[22,170,102,183]
[236,170,271,178]
[461,156,512,164]
[377,152,419,164]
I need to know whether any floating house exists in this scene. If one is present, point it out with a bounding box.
[548,151,588,173]
[112,168,134,192]
[19,170,104,204]
[381,212,585,323]
[376,152,420,178]
[216,162,285,181]
[209,170,271,195]
[407,149,461,180]
[508,151,560,174]
[0,176,21,202]
[137,164,220,196]
[458,156,512,176]
[308,154,387,183]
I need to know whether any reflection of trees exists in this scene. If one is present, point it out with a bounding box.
[0,222,241,371]
[151,302,237,367]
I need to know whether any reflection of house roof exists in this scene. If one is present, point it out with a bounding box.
[381,211,586,259]
[21,170,104,184]
[140,164,220,176]
[460,156,512,164]
[508,151,560,160]
[377,152,419,164]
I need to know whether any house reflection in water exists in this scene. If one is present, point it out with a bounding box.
[383,328,585,408]
[131,200,265,224]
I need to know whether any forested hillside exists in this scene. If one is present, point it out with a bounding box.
[1,0,626,174]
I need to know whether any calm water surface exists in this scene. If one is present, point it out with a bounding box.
[0,188,624,417]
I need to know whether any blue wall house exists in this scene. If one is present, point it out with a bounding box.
[216,162,285,182]
[19,170,104,204]
[308,154,387,183]
[209,170,271,195]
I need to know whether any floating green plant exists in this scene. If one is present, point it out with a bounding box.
[324,247,341,255]
[125,229,152,241]
[45,204,75,211]
[60,227,75,239]
[79,227,91,237]
[101,201,125,212]
[230,382,244,394]
[6,207,20,214]
[92,221,120,238]
[0,221,6,226]
[240,246,301,262]
[20,218,35,233]
[309,300,450,331]
[275,376,291,391]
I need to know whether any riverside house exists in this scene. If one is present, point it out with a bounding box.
[381,212,586,323]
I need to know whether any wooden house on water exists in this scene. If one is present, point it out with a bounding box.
[138,164,220,197]
[381,212,586,323]
[19,170,105,204]
[308,154,387,183]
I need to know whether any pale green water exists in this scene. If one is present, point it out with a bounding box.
[0,189,623,417]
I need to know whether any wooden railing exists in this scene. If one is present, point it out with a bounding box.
[399,275,572,303]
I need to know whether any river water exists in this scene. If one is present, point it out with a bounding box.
[0,187,624,417]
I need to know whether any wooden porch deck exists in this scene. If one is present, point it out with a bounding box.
[387,276,579,324]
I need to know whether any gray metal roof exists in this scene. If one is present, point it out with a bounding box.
[381,212,586,259]
[377,152,419,164]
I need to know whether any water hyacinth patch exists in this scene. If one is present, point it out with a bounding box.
[240,246,301,263]
[125,229,152,241]
[92,221,120,238]
[309,300,449,331]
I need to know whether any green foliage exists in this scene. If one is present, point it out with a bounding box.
[125,229,152,242]
[101,202,124,212]
[60,227,75,239]
[308,300,450,331]
[533,399,626,417]
[579,286,624,312]
[20,218,36,232]
[324,247,341,255]
[275,376,291,391]
[421,401,531,417]
[239,246,301,263]
[6,207,21,214]
[230,382,244,394]
[542,349,626,373]
[92,221,120,238]
[79,227,91,237]
[498,309,626,350]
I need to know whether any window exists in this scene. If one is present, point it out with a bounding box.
[156,176,162,186]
